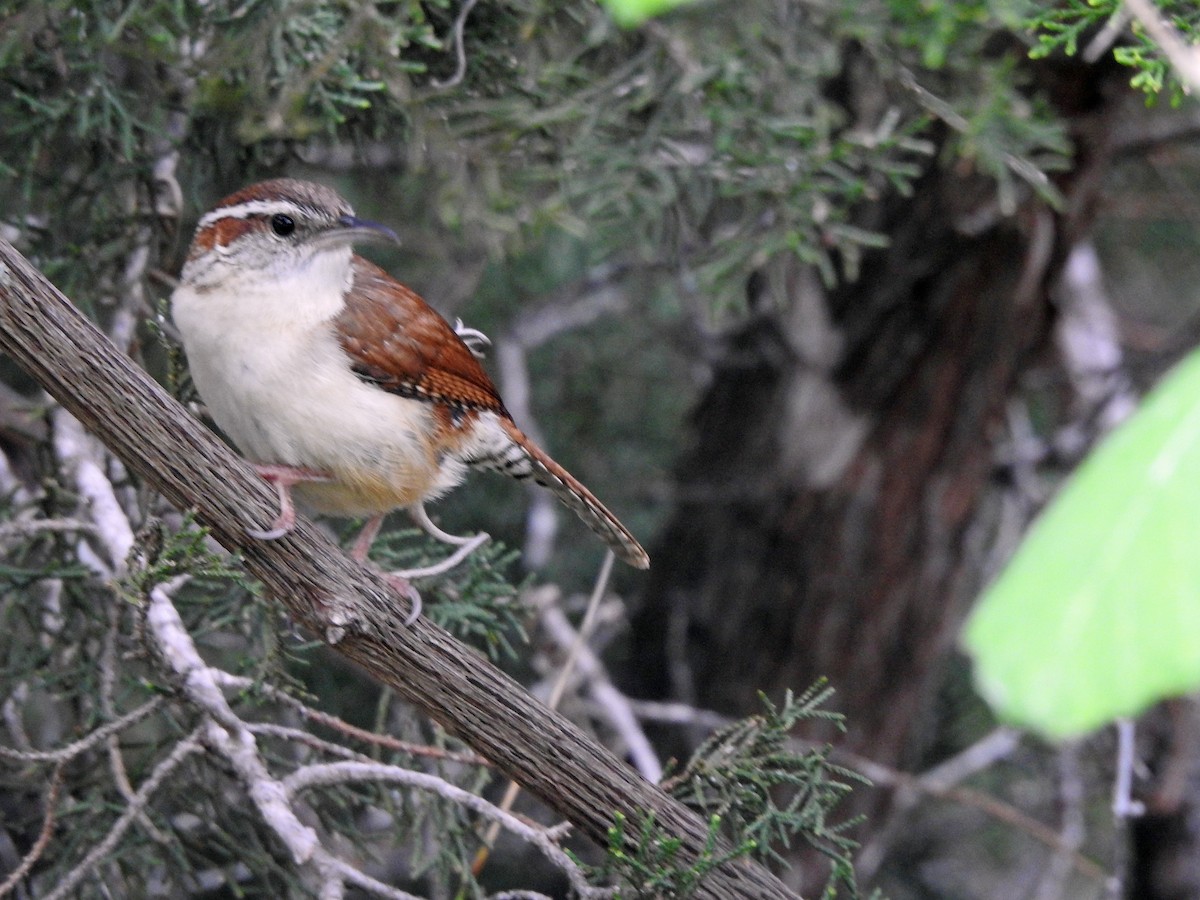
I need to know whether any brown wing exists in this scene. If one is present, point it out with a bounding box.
[336,256,507,414]
[338,258,649,569]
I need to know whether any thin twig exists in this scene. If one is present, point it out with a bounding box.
[246,721,381,763]
[211,671,490,767]
[41,730,203,900]
[535,586,663,781]
[545,552,615,711]
[835,734,1104,888]
[1084,5,1132,63]
[430,0,480,89]
[475,553,616,874]
[51,409,134,574]
[0,760,66,898]
[101,598,171,845]
[3,683,35,753]
[285,761,613,899]
[624,699,732,732]
[0,517,99,540]
[0,697,166,762]
[319,856,423,900]
[1112,719,1145,818]
[1033,743,1085,900]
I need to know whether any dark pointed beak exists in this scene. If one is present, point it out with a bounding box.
[335,214,400,247]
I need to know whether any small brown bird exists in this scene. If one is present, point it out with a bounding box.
[171,179,648,617]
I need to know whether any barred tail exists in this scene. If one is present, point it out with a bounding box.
[467,415,649,569]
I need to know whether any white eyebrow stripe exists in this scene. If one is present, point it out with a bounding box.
[198,199,307,229]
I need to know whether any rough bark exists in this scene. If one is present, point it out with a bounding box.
[0,241,797,899]
[628,58,1124,890]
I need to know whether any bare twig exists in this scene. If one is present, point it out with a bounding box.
[508,282,628,351]
[535,586,663,781]
[0,517,98,540]
[914,727,1023,790]
[211,671,490,767]
[837,733,1109,886]
[1034,743,1086,900]
[545,552,615,711]
[101,598,171,845]
[246,721,381,762]
[430,0,480,90]
[318,856,423,900]
[0,761,66,898]
[42,730,203,900]
[0,697,165,762]
[625,698,731,731]
[1,684,34,752]
[51,409,134,574]
[1112,719,1145,819]
[285,761,613,899]
[1084,5,1132,63]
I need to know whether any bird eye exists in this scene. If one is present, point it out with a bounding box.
[270,213,295,236]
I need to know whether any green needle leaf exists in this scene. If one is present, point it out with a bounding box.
[964,348,1200,739]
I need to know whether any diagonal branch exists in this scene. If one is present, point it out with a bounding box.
[0,240,797,899]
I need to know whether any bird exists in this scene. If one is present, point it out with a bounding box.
[171,178,649,618]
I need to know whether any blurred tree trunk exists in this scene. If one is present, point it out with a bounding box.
[629,57,1126,891]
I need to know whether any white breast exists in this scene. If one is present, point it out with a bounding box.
[171,257,439,517]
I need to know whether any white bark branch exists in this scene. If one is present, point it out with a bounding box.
[284,761,612,900]
[51,409,134,574]
[146,578,323,868]
[535,588,663,782]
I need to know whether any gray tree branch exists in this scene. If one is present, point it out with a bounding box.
[0,240,796,900]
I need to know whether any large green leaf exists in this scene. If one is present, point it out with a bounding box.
[600,0,698,26]
[963,348,1200,739]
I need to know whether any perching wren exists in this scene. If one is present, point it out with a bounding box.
[171,178,649,617]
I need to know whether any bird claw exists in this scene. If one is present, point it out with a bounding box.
[390,531,490,582]
[347,507,486,625]
[247,524,291,541]
[385,575,423,625]
[248,464,331,542]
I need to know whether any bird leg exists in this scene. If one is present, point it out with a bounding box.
[349,514,385,562]
[340,514,418,624]
[247,464,332,540]
[401,503,491,576]
[360,503,489,582]
[345,507,487,625]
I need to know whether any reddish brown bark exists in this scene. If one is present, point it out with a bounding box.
[628,57,1125,891]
